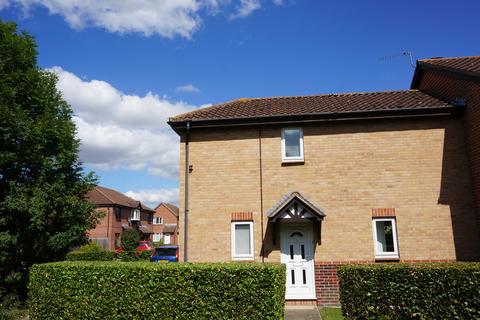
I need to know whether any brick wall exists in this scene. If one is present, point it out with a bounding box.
[418,69,480,230]
[315,263,340,306]
[176,114,480,305]
[178,116,479,263]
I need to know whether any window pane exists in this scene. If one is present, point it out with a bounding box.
[284,129,301,157]
[376,220,395,253]
[235,224,251,255]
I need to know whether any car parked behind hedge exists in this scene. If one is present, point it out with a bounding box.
[150,245,179,262]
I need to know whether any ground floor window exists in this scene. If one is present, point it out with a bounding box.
[372,218,399,259]
[153,233,162,242]
[231,221,254,260]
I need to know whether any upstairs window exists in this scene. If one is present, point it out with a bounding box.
[281,128,304,162]
[154,217,163,225]
[131,209,140,221]
[115,207,121,221]
[372,218,399,259]
[231,222,254,260]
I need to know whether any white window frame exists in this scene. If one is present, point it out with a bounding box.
[281,128,304,163]
[153,217,163,225]
[231,221,254,261]
[372,218,399,259]
[153,233,162,242]
[131,209,140,221]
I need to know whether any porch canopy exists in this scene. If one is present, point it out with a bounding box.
[267,191,326,244]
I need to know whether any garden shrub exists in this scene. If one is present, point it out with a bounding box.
[116,250,151,261]
[338,263,480,320]
[138,250,152,260]
[65,243,116,261]
[29,261,285,320]
[121,228,139,252]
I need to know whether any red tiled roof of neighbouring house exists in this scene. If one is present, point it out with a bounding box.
[168,90,456,129]
[417,56,480,78]
[87,186,154,212]
[164,203,179,217]
[154,202,179,217]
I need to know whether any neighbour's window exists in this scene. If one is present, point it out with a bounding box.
[153,233,162,242]
[115,207,121,221]
[372,218,399,259]
[131,209,140,221]
[231,222,254,260]
[281,128,304,162]
[154,217,163,225]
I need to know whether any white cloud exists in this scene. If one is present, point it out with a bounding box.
[175,84,200,94]
[272,0,283,5]
[0,0,9,9]
[126,188,179,207]
[230,0,261,19]
[7,0,201,38]
[49,66,202,179]
[2,0,287,38]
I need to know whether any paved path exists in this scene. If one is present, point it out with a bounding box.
[284,306,321,320]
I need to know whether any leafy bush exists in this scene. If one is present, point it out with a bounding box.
[66,243,116,261]
[0,291,28,320]
[138,250,152,260]
[338,263,480,319]
[153,240,164,247]
[121,228,139,252]
[116,250,151,261]
[29,261,285,320]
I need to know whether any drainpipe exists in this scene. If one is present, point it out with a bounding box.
[184,122,190,262]
[259,127,265,263]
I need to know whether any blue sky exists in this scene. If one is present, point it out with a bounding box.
[1,0,480,206]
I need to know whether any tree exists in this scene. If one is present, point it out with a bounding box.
[0,21,99,299]
[121,228,140,252]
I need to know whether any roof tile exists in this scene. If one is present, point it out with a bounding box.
[418,56,480,77]
[87,186,154,212]
[169,90,451,123]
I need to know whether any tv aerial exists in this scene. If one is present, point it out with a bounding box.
[379,51,415,68]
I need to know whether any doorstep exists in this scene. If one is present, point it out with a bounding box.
[284,305,320,320]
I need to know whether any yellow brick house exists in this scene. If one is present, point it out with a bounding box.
[168,56,480,306]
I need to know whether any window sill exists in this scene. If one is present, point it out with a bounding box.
[282,159,304,164]
[232,256,254,261]
[375,256,399,262]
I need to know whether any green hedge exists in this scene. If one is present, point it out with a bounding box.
[65,250,116,261]
[29,261,285,319]
[338,263,480,319]
[65,243,116,261]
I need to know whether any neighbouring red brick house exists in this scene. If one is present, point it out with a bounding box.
[86,185,155,251]
[168,55,480,306]
[152,203,179,245]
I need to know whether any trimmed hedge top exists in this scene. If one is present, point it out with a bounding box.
[29,261,285,320]
[338,262,480,320]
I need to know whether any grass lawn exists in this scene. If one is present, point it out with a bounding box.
[319,307,344,320]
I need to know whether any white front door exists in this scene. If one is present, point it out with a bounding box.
[280,225,316,300]
[164,233,171,244]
